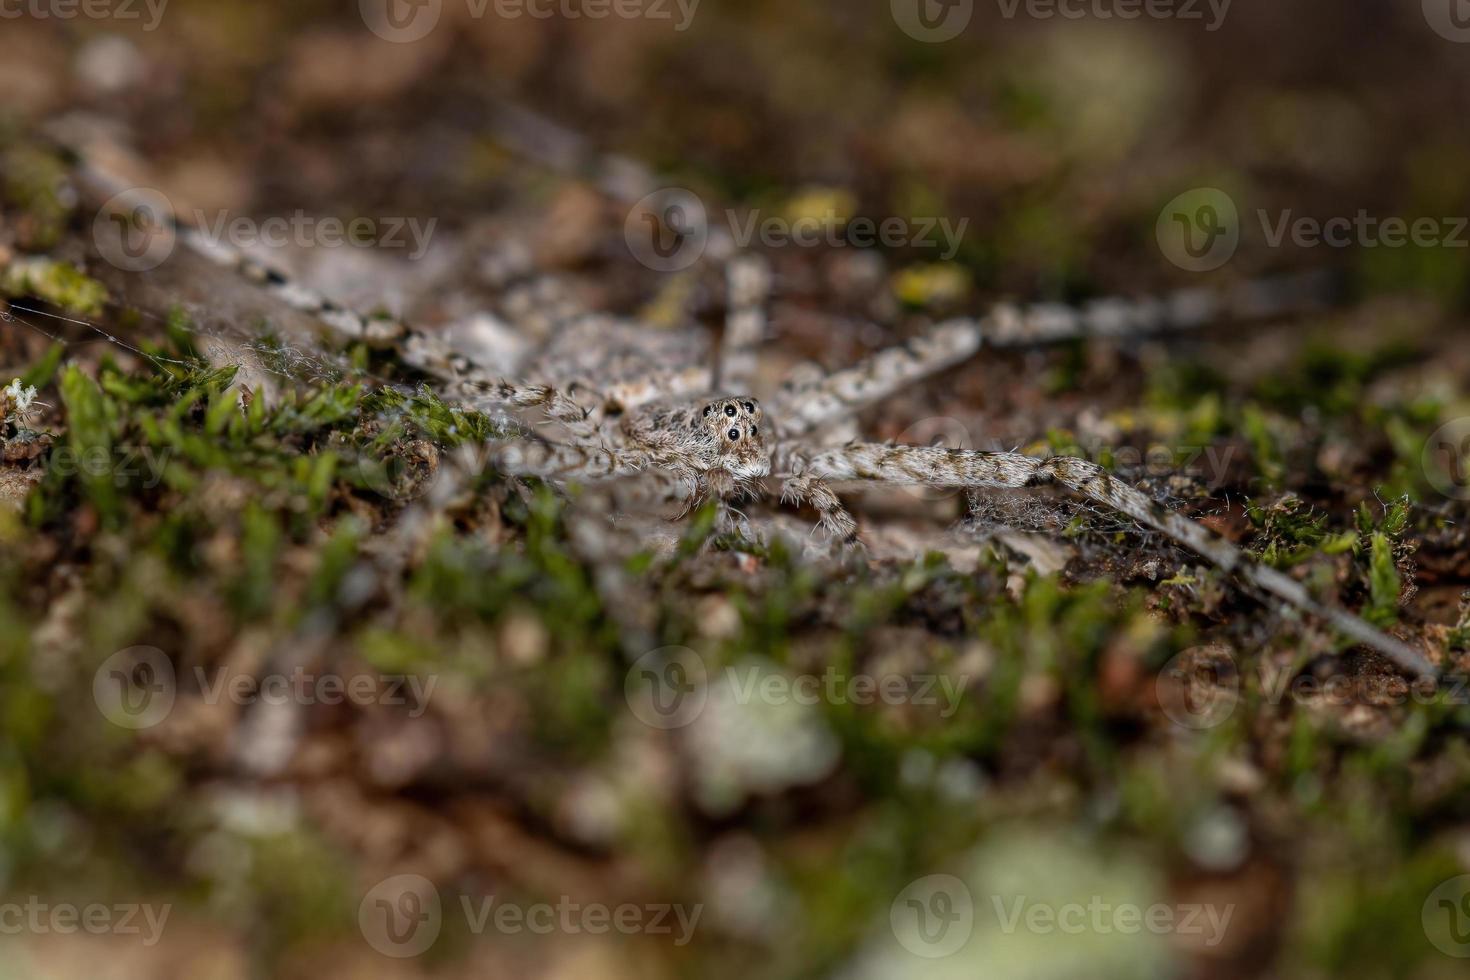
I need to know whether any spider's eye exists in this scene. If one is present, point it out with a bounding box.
[727,428,740,441]
[750,425,758,436]
[725,405,737,417]
[703,406,712,417]
[742,401,755,413]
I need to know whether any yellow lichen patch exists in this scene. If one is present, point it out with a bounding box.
[779,186,858,230]
[891,262,970,309]
[2,258,109,319]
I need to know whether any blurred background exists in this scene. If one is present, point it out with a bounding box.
[3,1,1470,978]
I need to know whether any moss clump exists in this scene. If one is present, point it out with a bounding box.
[0,145,73,250]
[1448,593,1470,651]
[2,258,109,318]
[1247,496,1357,569]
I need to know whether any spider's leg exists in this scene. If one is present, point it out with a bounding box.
[778,474,859,545]
[702,467,764,542]
[770,317,984,437]
[490,437,679,483]
[771,274,1338,437]
[775,359,827,401]
[67,132,620,439]
[770,358,862,447]
[767,301,1158,436]
[716,254,771,393]
[443,374,604,442]
[792,444,1435,677]
[177,198,612,444]
[604,365,714,413]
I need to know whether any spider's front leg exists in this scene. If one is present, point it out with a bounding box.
[699,467,761,542]
[764,434,859,546]
[767,274,1339,440]
[793,443,1435,677]
[717,254,771,393]
[777,473,859,546]
[442,373,605,444]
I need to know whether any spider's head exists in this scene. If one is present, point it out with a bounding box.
[698,396,770,480]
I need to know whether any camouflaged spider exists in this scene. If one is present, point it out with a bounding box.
[450,258,1431,677]
[71,151,1433,677]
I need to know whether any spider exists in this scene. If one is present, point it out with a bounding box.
[66,147,1434,678]
[416,257,1431,678]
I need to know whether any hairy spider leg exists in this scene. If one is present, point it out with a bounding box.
[787,443,1435,676]
[717,254,772,393]
[771,273,1338,437]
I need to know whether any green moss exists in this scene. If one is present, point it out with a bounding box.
[364,385,511,446]
[304,516,363,611]
[1448,595,1470,652]
[1247,496,1357,569]
[244,827,356,950]
[1349,497,1414,629]
[1356,235,1470,307]
[1363,531,1402,627]
[1289,851,1468,978]
[0,144,72,249]
[1240,403,1287,485]
[2,258,109,318]
[18,342,63,390]
[1356,496,1412,539]
[58,364,122,524]
[230,502,283,619]
[1252,340,1420,418]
